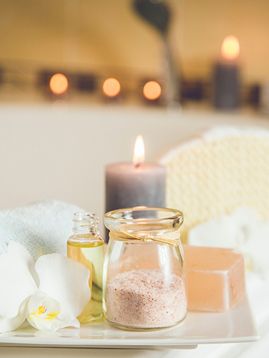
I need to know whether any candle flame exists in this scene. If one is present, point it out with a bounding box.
[221,35,240,60]
[133,135,145,167]
[143,81,162,101]
[49,73,68,95]
[102,78,121,97]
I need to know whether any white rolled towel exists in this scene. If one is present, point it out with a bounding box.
[0,200,83,259]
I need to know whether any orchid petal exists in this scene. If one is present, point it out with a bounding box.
[0,242,37,319]
[0,299,28,333]
[27,291,80,331]
[35,254,90,318]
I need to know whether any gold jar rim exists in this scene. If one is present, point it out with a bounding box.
[104,207,184,245]
[105,206,183,225]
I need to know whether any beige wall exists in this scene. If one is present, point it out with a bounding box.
[0,104,268,220]
[0,0,268,83]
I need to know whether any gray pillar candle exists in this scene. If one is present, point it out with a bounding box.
[212,35,241,110]
[105,163,166,212]
[105,136,166,214]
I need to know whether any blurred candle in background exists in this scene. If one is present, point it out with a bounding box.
[143,80,162,104]
[49,73,69,96]
[105,135,166,216]
[260,83,269,115]
[102,77,121,100]
[212,35,241,109]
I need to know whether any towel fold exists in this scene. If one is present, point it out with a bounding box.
[188,207,269,277]
[0,200,83,259]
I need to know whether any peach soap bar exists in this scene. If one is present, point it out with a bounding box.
[184,245,245,312]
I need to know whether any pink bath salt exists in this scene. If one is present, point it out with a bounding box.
[105,269,187,329]
[184,245,246,312]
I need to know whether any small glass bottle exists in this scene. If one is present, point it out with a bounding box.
[67,212,104,323]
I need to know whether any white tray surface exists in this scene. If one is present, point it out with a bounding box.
[0,299,258,349]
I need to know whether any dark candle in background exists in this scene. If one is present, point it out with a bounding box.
[212,35,241,109]
[105,135,166,214]
[261,83,269,115]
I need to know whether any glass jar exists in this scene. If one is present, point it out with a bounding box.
[67,212,104,323]
[103,207,187,330]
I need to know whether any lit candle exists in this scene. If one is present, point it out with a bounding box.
[142,80,162,104]
[102,77,121,101]
[49,73,69,96]
[212,35,241,109]
[105,135,166,217]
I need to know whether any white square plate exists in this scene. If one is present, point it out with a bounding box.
[0,298,258,349]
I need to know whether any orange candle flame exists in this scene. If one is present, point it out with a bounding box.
[143,81,162,101]
[102,78,121,97]
[221,35,240,61]
[49,73,68,95]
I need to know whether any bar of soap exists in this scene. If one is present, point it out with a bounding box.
[184,245,246,312]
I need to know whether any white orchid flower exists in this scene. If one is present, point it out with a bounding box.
[0,242,90,333]
[27,292,80,331]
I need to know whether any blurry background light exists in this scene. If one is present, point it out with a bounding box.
[102,78,121,98]
[49,73,69,95]
[221,35,240,61]
[143,80,162,101]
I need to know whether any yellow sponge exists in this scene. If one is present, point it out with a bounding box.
[161,127,269,241]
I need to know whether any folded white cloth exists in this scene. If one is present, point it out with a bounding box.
[188,207,269,277]
[0,200,83,259]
